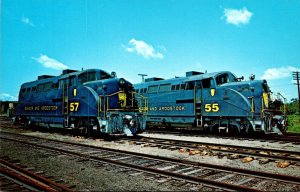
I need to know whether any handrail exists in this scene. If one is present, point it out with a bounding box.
[97,91,148,117]
[62,84,68,115]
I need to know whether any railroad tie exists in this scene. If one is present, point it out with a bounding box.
[182,169,203,175]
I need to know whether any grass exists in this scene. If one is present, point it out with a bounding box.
[287,113,300,133]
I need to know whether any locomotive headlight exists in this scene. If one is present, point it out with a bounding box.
[119,78,126,87]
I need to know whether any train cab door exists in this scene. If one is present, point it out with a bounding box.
[199,78,217,128]
[62,76,77,128]
[61,78,69,127]
[194,81,202,127]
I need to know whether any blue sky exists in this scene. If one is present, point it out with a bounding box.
[1,0,300,101]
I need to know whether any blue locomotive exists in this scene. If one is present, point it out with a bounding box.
[134,71,287,135]
[14,69,147,136]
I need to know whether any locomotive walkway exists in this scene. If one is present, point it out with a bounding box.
[1,132,300,191]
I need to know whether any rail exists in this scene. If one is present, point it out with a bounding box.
[2,132,300,191]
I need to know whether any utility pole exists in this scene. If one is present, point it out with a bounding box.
[293,71,300,113]
[138,74,148,82]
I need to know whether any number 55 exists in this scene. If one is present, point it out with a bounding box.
[205,103,219,112]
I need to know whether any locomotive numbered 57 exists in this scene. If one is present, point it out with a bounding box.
[134,71,287,135]
[14,69,146,135]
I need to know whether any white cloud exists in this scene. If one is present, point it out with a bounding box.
[32,54,68,70]
[0,93,18,101]
[261,66,300,80]
[125,38,164,59]
[223,7,253,26]
[22,16,34,27]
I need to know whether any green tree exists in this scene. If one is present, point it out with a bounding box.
[287,98,299,115]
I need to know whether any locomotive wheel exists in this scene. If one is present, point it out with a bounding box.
[12,116,19,125]
[229,125,239,136]
[25,118,32,127]
[85,118,98,137]
[46,124,53,132]
[264,116,272,132]
[246,125,255,135]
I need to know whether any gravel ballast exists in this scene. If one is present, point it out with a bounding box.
[1,126,299,191]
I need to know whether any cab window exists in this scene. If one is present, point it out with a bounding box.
[78,71,96,84]
[216,74,229,86]
[202,78,213,88]
[100,71,112,80]
[69,76,76,86]
[185,81,195,90]
[52,82,59,89]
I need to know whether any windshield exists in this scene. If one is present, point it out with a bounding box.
[216,72,237,86]
[100,70,112,80]
[216,74,229,86]
[78,71,96,84]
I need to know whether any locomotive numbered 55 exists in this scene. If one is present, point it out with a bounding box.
[134,71,287,135]
[14,69,147,136]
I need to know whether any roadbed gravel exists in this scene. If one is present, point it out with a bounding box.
[1,126,300,191]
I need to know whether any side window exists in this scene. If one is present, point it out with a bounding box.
[32,86,37,92]
[195,81,202,89]
[69,76,76,86]
[172,84,180,91]
[52,82,59,89]
[202,78,211,88]
[185,81,195,90]
[148,85,158,93]
[180,84,185,90]
[159,84,171,92]
[171,85,176,91]
[44,83,52,92]
[26,87,31,93]
[37,84,44,92]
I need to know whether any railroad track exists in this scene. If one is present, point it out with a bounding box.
[1,132,300,191]
[144,128,300,144]
[121,136,300,166]
[0,157,74,192]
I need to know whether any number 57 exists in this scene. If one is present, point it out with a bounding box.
[70,102,79,111]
